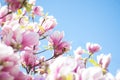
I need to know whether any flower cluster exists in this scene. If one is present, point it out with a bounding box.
[0,0,119,80]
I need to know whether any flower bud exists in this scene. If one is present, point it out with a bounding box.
[86,42,101,54]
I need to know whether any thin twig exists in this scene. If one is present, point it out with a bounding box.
[39,35,48,40]
[0,11,12,19]
[35,49,48,54]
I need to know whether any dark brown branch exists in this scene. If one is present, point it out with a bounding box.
[39,35,48,40]
[0,11,12,19]
[35,49,48,54]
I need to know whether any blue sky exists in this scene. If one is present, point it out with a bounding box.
[0,0,120,75]
[37,0,120,75]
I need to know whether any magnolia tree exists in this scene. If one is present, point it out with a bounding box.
[0,0,120,80]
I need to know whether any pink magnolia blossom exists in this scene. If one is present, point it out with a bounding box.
[5,0,24,11]
[48,56,76,80]
[1,27,39,50]
[0,42,23,80]
[0,0,119,79]
[81,67,103,80]
[54,41,70,57]
[39,16,57,34]
[74,47,84,55]
[1,26,23,50]
[49,31,64,46]
[22,50,37,67]
[48,31,70,57]
[32,6,43,16]
[86,42,101,54]
[22,30,39,49]
[97,54,111,69]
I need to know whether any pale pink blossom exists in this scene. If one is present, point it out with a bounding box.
[23,50,37,66]
[86,42,101,54]
[97,54,111,69]
[22,30,39,49]
[81,67,103,80]
[0,42,22,80]
[48,56,76,80]
[74,47,84,55]
[102,54,111,69]
[0,42,19,68]
[32,6,43,16]
[0,6,13,26]
[49,31,64,46]
[39,16,57,34]
[1,26,23,50]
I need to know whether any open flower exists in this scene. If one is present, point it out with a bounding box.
[1,26,39,50]
[22,50,37,67]
[48,56,76,80]
[22,30,39,49]
[0,42,22,80]
[48,31,70,57]
[39,16,57,34]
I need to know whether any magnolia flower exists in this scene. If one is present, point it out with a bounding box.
[22,50,37,67]
[48,31,70,57]
[0,42,23,80]
[81,67,103,80]
[22,30,39,49]
[1,26,22,49]
[5,0,24,11]
[39,16,57,34]
[49,31,64,46]
[48,56,76,80]
[97,54,111,69]
[1,27,39,50]
[32,6,43,16]
[86,42,101,54]
[74,47,84,55]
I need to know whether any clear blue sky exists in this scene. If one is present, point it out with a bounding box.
[0,0,120,75]
[37,0,120,75]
